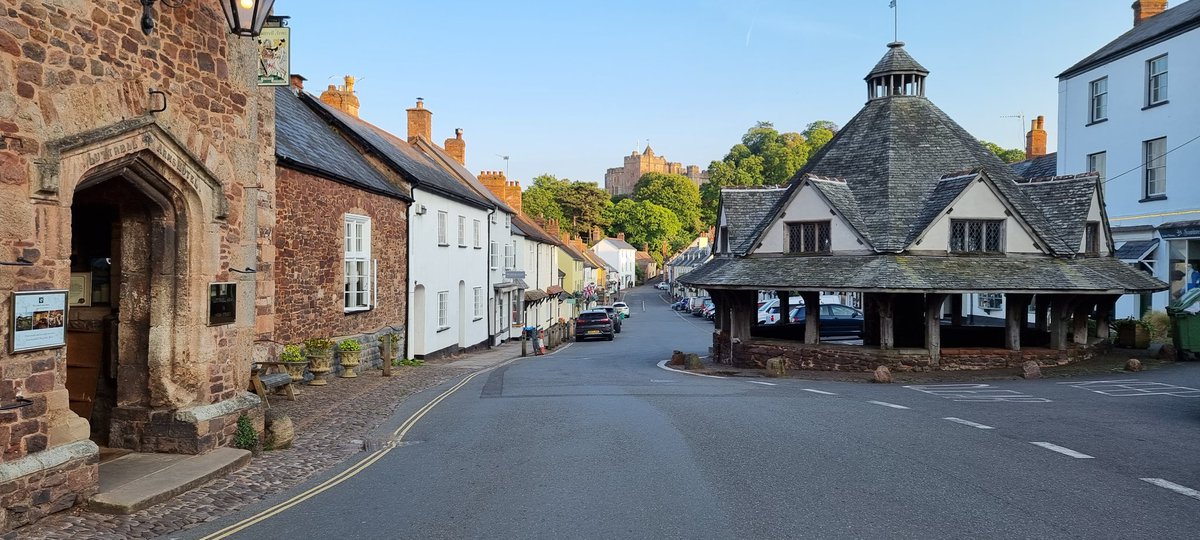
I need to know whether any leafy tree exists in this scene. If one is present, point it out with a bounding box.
[632,172,702,235]
[981,141,1026,164]
[522,174,612,240]
[604,199,684,255]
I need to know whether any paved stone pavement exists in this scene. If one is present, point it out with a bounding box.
[13,342,532,540]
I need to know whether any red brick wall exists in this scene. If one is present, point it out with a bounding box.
[273,167,408,346]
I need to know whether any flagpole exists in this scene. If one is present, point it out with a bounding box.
[893,1,898,42]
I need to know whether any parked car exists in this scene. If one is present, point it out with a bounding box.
[613,301,630,318]
[702,302,716,320]
[692,298,713,317]
[655,282,670,290]
[575,310,615,341]
[596,305,622,333]
[758,299,802,324]
[788,303,864,338]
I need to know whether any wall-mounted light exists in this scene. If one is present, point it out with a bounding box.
[141,0,276,38]
[0,257,34,267]
[229,267,257,274]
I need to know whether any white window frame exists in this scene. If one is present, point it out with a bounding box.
[490,241,499,270]
[437,291,449,329]
[1087,151,1106,183]
[473,219,482,249]
[473,287,483,320]
[1144,137,1167,198]
[437,211,448,246]
[504,241,516,269]
[1147,54,1167,106]
[458,215,466,247]
[978,293,1003,311]
[1084,221,1100,255]
[1088,77,1107,123]
[344,214,373,312]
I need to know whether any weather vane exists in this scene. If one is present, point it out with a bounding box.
[890,0,898,42]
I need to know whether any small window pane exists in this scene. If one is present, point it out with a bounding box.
[950,219,1003,253]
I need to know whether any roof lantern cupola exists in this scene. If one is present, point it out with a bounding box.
[865,41,929,100]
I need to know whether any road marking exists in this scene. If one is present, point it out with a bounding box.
[1061,380,1200,398]
[198,371,483,539]
[747,380,777,386]
[867,400,910,410]
[1030,442,1094,459]
[943,417,994,429]
[655,359,726,379]
[1141,478,1200,501]
[905,383,1051,403]
[802,388,837,395]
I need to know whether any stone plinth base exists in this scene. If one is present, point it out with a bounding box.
[0,440,99,533]
[108,393,263,454]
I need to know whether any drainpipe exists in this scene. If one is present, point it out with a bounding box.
[405,189,416,362]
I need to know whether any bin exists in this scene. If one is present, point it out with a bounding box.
[1167,289,1200,361]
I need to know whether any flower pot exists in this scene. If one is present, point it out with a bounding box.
[283,361,309,383]
[307,350,332,385]
[339,349,361,378]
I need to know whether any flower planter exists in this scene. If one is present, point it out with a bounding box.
[339,349,361,378]
[283,361,309,383]
[306,350,332,385]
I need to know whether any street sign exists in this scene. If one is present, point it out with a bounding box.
[504,270,526,279]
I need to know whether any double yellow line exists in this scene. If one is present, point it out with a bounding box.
[198,371,482,540]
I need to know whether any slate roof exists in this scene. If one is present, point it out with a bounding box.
[904,173,976,246]
[596,237,637,250]
[720,188,787,255]
[1016,175,1099,252]
[511,214,559,245]
[274,88,409,200]
[411,137,518,215]
[679,255,1164,293]
[865,41,929,79]
[304,96,493,209]
[1115,239,1160,262]
[1059,0,1200,79]
[1010,152,1058,180]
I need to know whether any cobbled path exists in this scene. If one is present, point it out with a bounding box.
[14,363,476,540]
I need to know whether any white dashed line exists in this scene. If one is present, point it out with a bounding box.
[1141,478,1200,501]
[943,417,994,429]
[1030,442,1094,459]
[802,389,837,395]
[867,400,910,410]
[747,380,777,386]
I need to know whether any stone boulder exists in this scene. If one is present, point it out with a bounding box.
[1125,358,1143,372]
[684,353,704,371]
[669,350,685,366]
[263,410,295,450]
[1021,361,1041,379]
[765,357,786,378]
[872,366,893,384]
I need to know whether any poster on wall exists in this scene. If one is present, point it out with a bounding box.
[256,25,289,86]
[11,290,68,353]
[208,282,237,325]
[69,272,91,307]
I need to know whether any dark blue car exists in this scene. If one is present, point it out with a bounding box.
[788,304,864,338]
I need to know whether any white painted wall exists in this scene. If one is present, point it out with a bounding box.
[757,183,866,254]
[918,180,1042,254]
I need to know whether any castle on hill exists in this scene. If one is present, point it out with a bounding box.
[604,145,709,196]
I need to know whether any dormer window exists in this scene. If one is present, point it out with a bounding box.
[787,221,831,254]
[950,219,1003,253]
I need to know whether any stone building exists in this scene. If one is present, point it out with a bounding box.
[273,82,411,368]
[603,145,708,196]
[0,1,274,530]
[686,42,1164,372]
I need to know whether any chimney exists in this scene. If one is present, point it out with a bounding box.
[1133,0,1167,26]
[289,74,306,91]
[642,243,649,252]
[545,218,560,238]
[319,75,360,117]
[1025,115,1047,158]
[504,180,522,214]
[444,128,465,165]
[617,232,626,242]
[592,226,603,244]
[407,98,432,143]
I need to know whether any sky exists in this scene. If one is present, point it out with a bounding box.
[278,0,1146,186]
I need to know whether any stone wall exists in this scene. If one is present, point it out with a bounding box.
[272,166,408,350]
[0,440,97,532]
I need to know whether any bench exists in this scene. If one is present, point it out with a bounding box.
[250,361,296,405]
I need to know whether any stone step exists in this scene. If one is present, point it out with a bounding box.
[88,448,251,515]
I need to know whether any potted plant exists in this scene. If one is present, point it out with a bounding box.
[280,344,308,383]
[304,337,335,386]
[1114,318,1150,349]
[338,339,362,378]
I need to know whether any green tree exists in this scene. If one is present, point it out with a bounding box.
[522,174,612,240]
[981,141,1026,164]
[632,172,702,235]
[604,199,684,254]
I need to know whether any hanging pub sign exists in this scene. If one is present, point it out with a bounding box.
[208,282,237,325]
[256,24,289,86]
[10,290,68,353]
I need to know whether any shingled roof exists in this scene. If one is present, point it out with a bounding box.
[275,88,409,200]
[1010,152,1058,180]
[865,41,929,79]
[1016,174,1101,252]
[719,188,786,255]
[1059,0,1200,79]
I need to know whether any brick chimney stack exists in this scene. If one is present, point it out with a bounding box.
[545,218,561,238]
[445,128,465,165]
[1133,0,1167,26]
[289,74,306,91]
[592,227,603,244]
[407,98,432,143]
[1025,115,1047,158]
[319,75,360,117]
[617,232,626,242]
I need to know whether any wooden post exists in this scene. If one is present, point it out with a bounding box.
[862,294,879,346]
[878,294,895,350]
[801,291,820,344]
[1005,294,1031,351]
[776,291,791,325]
[949,293,963,327]
[382,335,393,377]
[1049,296,1071,350]
[1095,295,1117,340]
[1072,298,1093,345]
[1034,295,1049,332]
[925,294,947,366]
[729,290,755,343]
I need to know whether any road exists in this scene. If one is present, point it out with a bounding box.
[191,285,1200,539]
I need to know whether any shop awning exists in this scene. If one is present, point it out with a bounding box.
[1116,238,1159,263]
[524,289,548,302]
[494,278,529,291]
[545,285,565,296]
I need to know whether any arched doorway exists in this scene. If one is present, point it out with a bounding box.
[65,157,187,449]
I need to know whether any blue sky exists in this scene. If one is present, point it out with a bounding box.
[279,0,1144,186]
